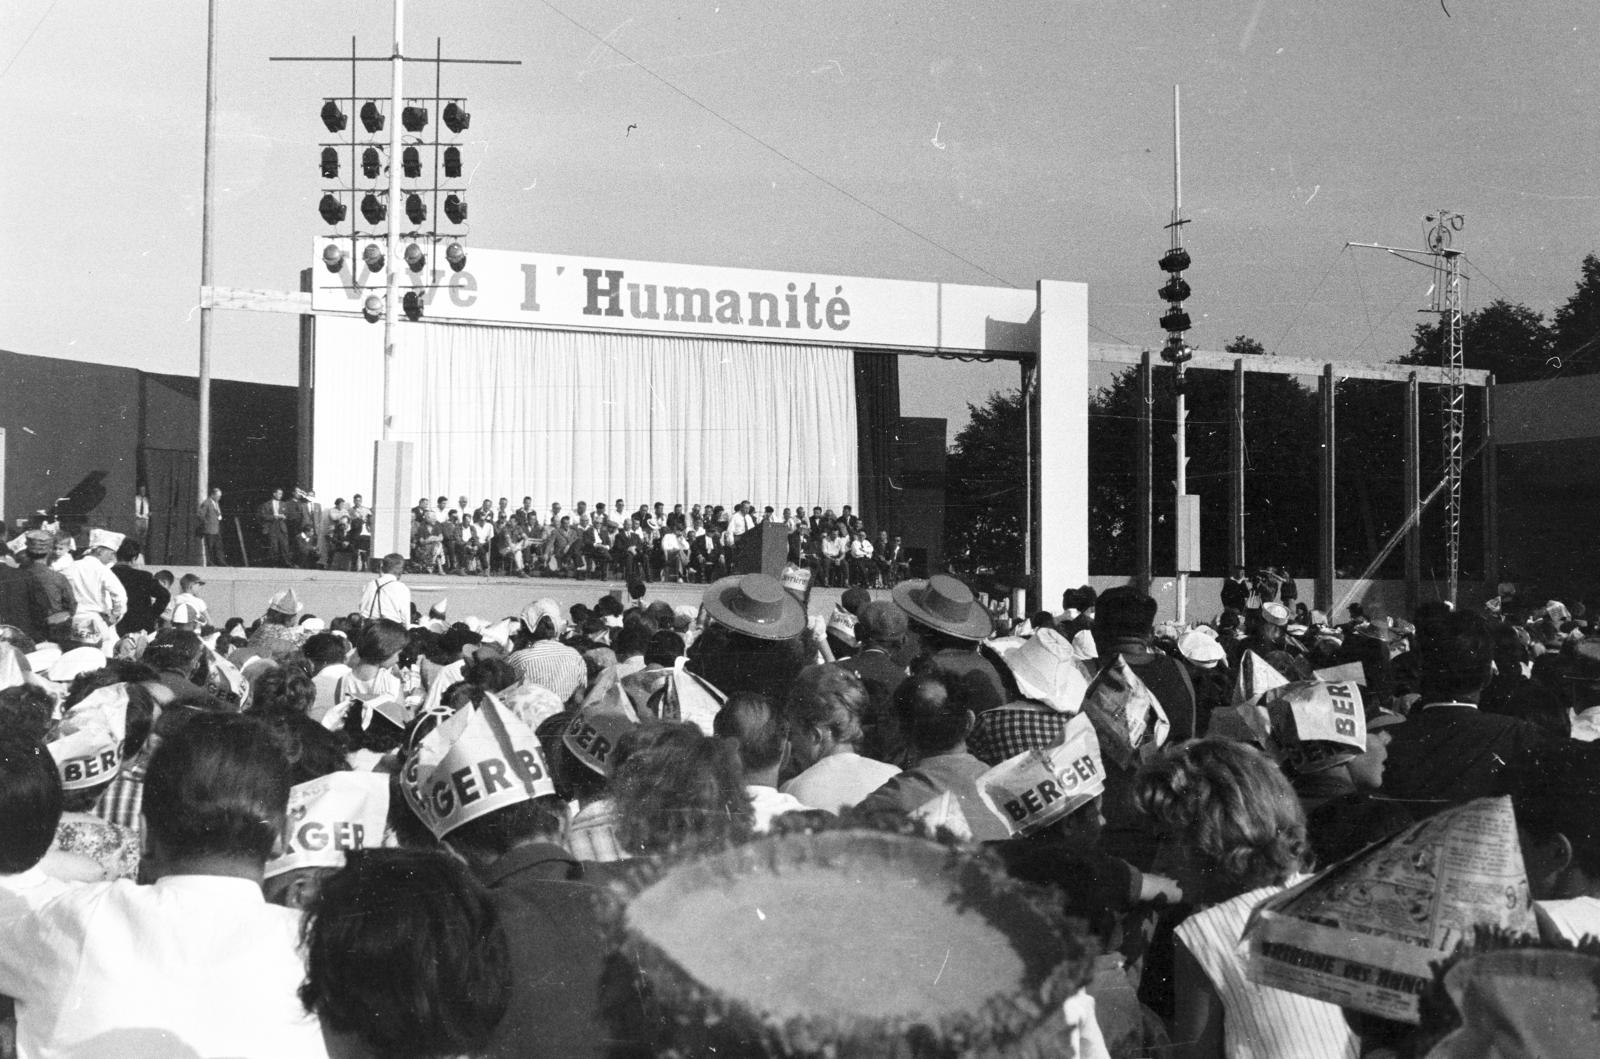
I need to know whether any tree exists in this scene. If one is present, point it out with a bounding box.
[1404,298,1553,383]
[1552,253,1600,374]
[943,389,1027,586]
[1087,336,1324,577]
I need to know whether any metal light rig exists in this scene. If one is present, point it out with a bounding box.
[1348,210,1467,604]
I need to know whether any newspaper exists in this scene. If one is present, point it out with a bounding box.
[1242,796,1535,1023]
[1080,656,1169,769]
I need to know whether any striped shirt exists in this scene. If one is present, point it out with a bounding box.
[1174,877,1358,1059]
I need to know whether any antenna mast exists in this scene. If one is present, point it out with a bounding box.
[1347,211,1466,604]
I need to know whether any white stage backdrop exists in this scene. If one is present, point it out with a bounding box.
[312,319,859,514]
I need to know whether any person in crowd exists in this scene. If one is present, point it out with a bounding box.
[854,670,1010,841]
[1219,565,1251,614]
[347,494,373,571]
[1138,738,1357,1059]
[714,691,818,832]
[0,736,74,909]
[847,529,876,587]
[1517,741,1600,945]
[259,487,293,567]
[112,537,169,636]
[780,663,900,814]
[132,484,149,544]
[687,574,808,702]
[334,619,410,706]
[168,571,210,627]
[837,601,911,759]
[609,722,752,858]
[235,589,310,667]
[14,530,76,647]
[196,486,227,565]
[323,497,353,570]
[969,628,1080,767]
[359,552,412,624]
[65,528,128,651]
[1094,585,1197,743]
[0,711,327,1057]
[817,528,847,588]
[299,848,510,1059]
[1381,608,1547,806]
[893,574,1004,708]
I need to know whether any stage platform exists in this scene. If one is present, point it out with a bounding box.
[158,565,884,627]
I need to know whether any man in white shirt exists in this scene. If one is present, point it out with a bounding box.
[847,530,876,588]
[166,572,210,627]
[728,501,755,544]
[712,693,819,833]
[359,553,412,623]
[64,528,128,652]
[0,712,328,1059]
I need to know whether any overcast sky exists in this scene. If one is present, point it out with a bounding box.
[2,0,1595,434]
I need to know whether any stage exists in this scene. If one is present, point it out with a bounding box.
[159,564,876,627]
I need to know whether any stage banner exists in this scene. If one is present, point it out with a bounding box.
[310,241,1037,354]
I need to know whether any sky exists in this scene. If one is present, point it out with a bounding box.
[2,0,1596,438]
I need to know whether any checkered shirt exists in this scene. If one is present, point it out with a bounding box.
[969,702,1070,766]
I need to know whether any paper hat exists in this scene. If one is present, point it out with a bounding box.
[826,610,858,648]
[1243,796,1534,1024]
[519,598,564,636]
[401,694,556,839]
[1260,602,1290,627]
[0,644,26,693]
[7,533,28,555]
[44,646,106,684]
[86,528,125,553]
[1079,655,1169,769]
[22,529,55,557]
[321,694,408,735]
[24,642,61,675]
[993,628,1091,714]
[170,602,201,626]
[266,588,303,616]
[48,684,131,791]
[977,713,1105,837]
[429,599,448,618]
[497,681,565,731]
[660,659,725,736]
[1313,661,1366,686]
[1260,680,1368,772]
[1178,628,1226,666]
[265,771,390,879]
[563,667,640,775]
[1232,650,1289,707]
[779,564,812,600]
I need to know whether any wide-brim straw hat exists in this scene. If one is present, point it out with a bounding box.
[892,575,993,641]
[702,574,806,641]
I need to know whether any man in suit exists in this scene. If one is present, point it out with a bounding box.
[1382,609,1549,806]
[197,486,226,566]
[257,488,291,567]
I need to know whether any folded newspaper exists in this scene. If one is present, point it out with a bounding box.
[1241,796,1535,1023]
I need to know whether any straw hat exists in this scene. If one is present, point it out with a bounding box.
[702,574,805,641]
[891,575,993,641]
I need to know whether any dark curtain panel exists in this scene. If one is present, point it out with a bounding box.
[854,352,901,530]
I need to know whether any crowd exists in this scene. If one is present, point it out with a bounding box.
[235,488,914,588]
[2,516,1599,1057]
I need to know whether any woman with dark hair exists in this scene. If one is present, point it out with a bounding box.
[248,664,319,719]
[334,619,409,706]
[610,723,753,858]
[852,669,1010,840]
[0,711,326,1057]
[1136,739,1356,1059]
[300,848,511,1059]
[0,736,72,906]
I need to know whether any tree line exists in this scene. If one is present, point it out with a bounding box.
[943,253,1600,587]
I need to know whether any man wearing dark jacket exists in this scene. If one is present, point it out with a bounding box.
[112,537,171,636]
[1382,609,1548,806]
[1220,565,1252,613]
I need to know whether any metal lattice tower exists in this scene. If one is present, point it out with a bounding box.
[1428,213,1466,605]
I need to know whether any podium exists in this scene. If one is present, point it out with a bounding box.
[733,522,789,577]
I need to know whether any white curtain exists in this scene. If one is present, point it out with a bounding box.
[366,323,859,513]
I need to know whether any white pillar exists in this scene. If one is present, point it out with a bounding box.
[1036,279,1090,604]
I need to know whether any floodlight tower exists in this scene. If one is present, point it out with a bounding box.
[1348,210,1467,604]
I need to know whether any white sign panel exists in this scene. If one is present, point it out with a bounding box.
[310,240,1036,353]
